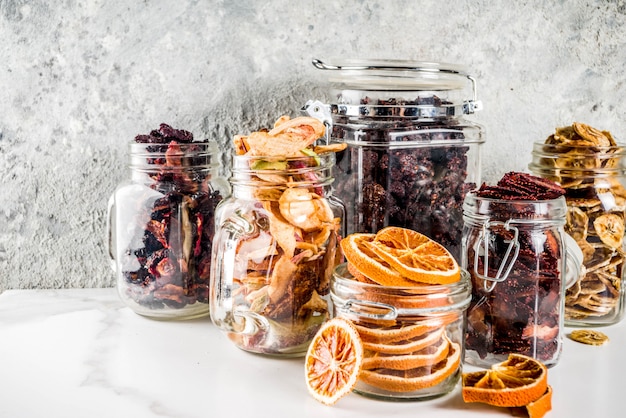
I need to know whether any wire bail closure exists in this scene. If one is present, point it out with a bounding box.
[473,220,520,292]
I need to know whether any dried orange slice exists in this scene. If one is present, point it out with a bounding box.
[340,233,419,287]
[359,341,461,392]
[362,334,450,371]
[304,318,364,405]
[462,354,548,407]
[354,319,453,345]
[362,327,445,355]
[523,385,553,418]
[368,227,461,284]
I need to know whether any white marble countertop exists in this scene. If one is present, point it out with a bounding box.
[0,288,621,418]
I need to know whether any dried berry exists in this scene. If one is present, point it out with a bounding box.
[332,112,474,260]
[119,124,223,312]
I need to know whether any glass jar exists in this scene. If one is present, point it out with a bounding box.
[107,141,228,320]
[330,263,471,401]
[306,58,485,261]
[530,143,626,326]
[209,153,344,356]
[461,193,580,368]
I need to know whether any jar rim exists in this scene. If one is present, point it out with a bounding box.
[330,263,471,315]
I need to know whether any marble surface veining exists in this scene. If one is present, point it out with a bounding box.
[0,289,624,417]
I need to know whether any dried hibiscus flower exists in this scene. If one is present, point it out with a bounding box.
[115,124,224,317]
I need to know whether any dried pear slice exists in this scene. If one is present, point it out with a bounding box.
[566,207,589,241]
[593,213,625,249]
[569,329,609,346]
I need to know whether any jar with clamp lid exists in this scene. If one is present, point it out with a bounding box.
[305,59,485,261]
[461,192,581,368]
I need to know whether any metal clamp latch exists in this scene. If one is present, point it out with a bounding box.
[474,220,520,292]
[301,100,332,145]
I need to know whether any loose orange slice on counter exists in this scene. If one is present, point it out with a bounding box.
[305,318,364,405]
[462,354,548,407]
[523,385,553,418]
[368,227,461,284]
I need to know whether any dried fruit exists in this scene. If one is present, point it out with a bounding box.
[331,108,476,261]
[334,230,466,398]
[568,329,609,345]
[462,354,548,408]
[341,227,461,286]
[359,341,461,393]
[368,227,461,284]
[593,213,625,249]
[119,124,223,311]
[305,318,364,405]
[212,116,342,354]
[340,233,416,287]
[465,174,565,364]
[530,123,626,323]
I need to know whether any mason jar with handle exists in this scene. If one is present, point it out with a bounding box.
[108,135,228,320]
[210,152,344,356]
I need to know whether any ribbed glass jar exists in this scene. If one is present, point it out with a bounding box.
[530,142,626,326]
[330,263,471,401]
[308,59,485,261]
[210,153,344,356]
[108,141,228,320]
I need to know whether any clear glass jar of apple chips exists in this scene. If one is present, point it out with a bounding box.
[210,116,345,356]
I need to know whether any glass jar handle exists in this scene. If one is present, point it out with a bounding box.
[106,194,116,271]
[473,220,520,292]
[339,299,398,321]
[210,214,266,335]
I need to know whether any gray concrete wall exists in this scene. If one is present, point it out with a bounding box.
[2,0,626,290]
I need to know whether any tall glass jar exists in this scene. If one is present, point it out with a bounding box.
[331,263,471,401]
[210,153,344,356]
[108,141,228,320]
[306,59,485,261]
[530,142,626,326]
[461,193,577,368]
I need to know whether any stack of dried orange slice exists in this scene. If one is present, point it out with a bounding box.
[340,226,461,286]
[306,227,465,404]
[462,354,552,418]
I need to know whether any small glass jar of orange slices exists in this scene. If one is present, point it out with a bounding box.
[210,116,345,357]
[328,227,471,401]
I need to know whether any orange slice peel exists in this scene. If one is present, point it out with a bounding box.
[462,354,551,416]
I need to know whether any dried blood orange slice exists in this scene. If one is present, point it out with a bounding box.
[304,318,364,405]
[462,354,548,407]
[367,227,461,285]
